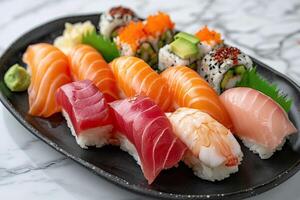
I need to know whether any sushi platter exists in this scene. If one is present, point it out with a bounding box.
[0,7,300,200]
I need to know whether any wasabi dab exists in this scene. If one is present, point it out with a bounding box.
[4,64,30,92]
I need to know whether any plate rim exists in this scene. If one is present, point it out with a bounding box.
[0,14,300,200]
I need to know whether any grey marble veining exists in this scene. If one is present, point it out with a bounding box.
[0,0,299,200]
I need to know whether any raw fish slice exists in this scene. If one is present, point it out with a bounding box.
[110,56,173,111]
[109,96,186,184]
[23,43,72,117]
[167,107,243,181]
[56,80,113,149]
[161,66,232,129]
[68,44,119,101]
[220,87,297,159]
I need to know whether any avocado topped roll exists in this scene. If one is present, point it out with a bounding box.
[158,32,203,71]
[99,6,137,39]
[198,46,253,94]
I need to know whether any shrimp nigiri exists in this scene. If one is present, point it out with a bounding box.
[68,44,119,102]
[161,66,232,129]
[167,107,243,181]
[23,43,72,117]
[110,56,173,111]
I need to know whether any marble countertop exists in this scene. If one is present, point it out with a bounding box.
[0,0,299,199]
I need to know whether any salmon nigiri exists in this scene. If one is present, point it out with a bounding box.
[220,87,297,159]
[161,66,232,129]
[23,43,72,117]
[110,56,172,111]
[167,108,243,181]
[68,44,118,101]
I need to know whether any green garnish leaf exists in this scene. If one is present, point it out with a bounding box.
[82,31,120,62]
[237,67,292,112]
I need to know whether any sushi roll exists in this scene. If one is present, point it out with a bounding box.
[220,87,297,159]
[195,26,224,57]
[167,108,243,181]
[22,43,72,117]
[161,66,232,129]
[99,6,137,39]
[109,96,186,184]
[56,80,114,149]
[110,56,173,111]
[198,46,253,94]
[158,32,202,71]
[115,12,175,68]
[115,21,157,67]
[144,12,175,51]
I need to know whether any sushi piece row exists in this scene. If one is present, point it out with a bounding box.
[98,6,175,68]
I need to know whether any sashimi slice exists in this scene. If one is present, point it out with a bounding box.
[110,56,173,111]
[167,107,243,181]
[161,66,232,129]
[56,80,113,149]
[68,44,119,102]
[220,87,297,159]
[109,96,186,184]
[23,43,72,117]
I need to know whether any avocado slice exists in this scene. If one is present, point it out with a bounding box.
[221,69,234,90]
[174,32,199,45]
[170,38,198,59]
[235,65,246,74]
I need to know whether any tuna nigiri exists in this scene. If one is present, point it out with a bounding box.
[68,44,119,102]
[56,80,113,149]
[110,56,173,111]
[161,66,232,129]
[167,108,243,181]
[23,43,72,117]
[220,87,297,159]
[109,96,186,184]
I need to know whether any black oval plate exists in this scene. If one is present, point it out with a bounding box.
[0,14,300,200]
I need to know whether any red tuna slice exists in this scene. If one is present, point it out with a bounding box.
[56,80,112,134]
[109,96,186,184]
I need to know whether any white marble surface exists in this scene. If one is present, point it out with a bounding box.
[0,0,299,199]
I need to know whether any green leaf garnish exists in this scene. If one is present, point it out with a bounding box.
[237,67,292,112]
[82,31,120,62]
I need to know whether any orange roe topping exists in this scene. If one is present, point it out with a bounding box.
[119,21,146,51]
[195,26,222,45]
[144,12,174,37]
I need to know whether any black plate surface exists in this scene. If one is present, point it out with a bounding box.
[0,14,300,200]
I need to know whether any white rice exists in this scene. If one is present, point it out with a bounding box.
[241,137,286,159]
[158,45,197,71]
[183,150,241,181]
[116,133,141,166]
[62,110,113,149]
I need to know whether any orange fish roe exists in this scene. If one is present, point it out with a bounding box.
[144,12,174,37]
[195,26,222,45]
[119,21,146,51]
